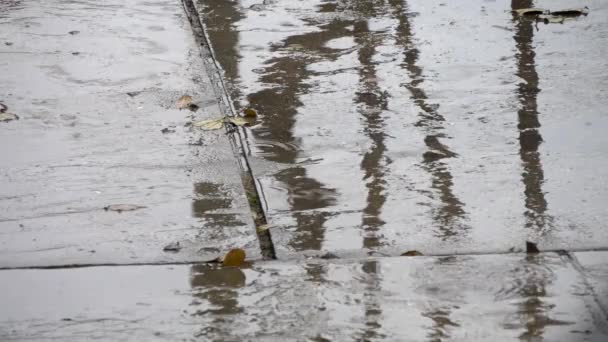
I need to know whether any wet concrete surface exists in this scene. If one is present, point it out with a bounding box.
[2,0,608,340]
[1,252,607,341]
[196,0,608,258]
[0,0,260,267]
[575,251,608,316]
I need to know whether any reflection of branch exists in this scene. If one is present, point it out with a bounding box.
[354,18,388,249]
[389,0,468,239]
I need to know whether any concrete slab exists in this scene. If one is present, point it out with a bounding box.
[0,0,259,268]
[196,0,608,258]
[1,252,606,341]
[574,251,608,319]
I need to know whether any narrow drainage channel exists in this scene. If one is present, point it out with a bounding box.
[181,0,276,259]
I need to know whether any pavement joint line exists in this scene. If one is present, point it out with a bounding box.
[181,0,276,259]
[562,251,608,324]
[1,247,607,271]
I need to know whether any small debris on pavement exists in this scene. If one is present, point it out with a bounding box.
[401,250,424,256]
[513,6,589,24]
[176,95,194,110]
[320,252,339,259]
[222,248,246,267]
[163,242,181,252]
[68,30,80,35]
[161,127,175,134]
[526,241,540,254]
[552,7,589,17]
[103,204,146,212]
[512,8,546,17]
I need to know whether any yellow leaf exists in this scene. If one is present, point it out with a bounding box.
[0,113,19,122]
[176,95,193,110]
[243,107,257,118]
[256,224,270,232]
[192,118,224,130]
[223,248,246,267]
[227,116,251,126]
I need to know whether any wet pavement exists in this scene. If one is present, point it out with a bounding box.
[197,0,608,258]
[1,0,608,340]
[0,0,260,267]
[1,252,607,341]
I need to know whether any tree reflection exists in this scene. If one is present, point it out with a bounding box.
[388,0,469,239]
[511,0,553,234]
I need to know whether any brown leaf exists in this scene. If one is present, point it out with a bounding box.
[176,95,193,110]
[401,250,423,257]
[222,248,246,267]
[243,107,258,118]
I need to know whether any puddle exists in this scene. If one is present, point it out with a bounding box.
[198,0,608,256]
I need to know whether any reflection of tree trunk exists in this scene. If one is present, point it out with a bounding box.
[510,2,558,339]
[360,260,384,341]
[353,18,388,249]
[190,265,246,338]
[511,0,552,233]
[503,256,571,340]
[420,258,460,341]
[199,0,242,103]
[389,0,468,239]
[248,20,356,252]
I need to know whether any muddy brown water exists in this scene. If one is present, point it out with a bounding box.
[198,0,608,257]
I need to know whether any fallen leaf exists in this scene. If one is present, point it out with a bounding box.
[526,241,540,254]
[243,107,258,118]
[222,248,246,267]
[192,118,224,130]
[538,15,565,24]
[104,204,146,212]
[401,250,423,256]
[256,224,270,232]
[551,7,589,17]
[0,103,7,112]
[68,30,80,35]
[163,242,181,252]
[227,116,251,126]
[513,8,546,16]
[0,113,19,122]
[176,95,193,110]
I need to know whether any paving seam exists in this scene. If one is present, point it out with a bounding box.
[561,251,608,327]
[2,247,608,271]
[181,0,275,259]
